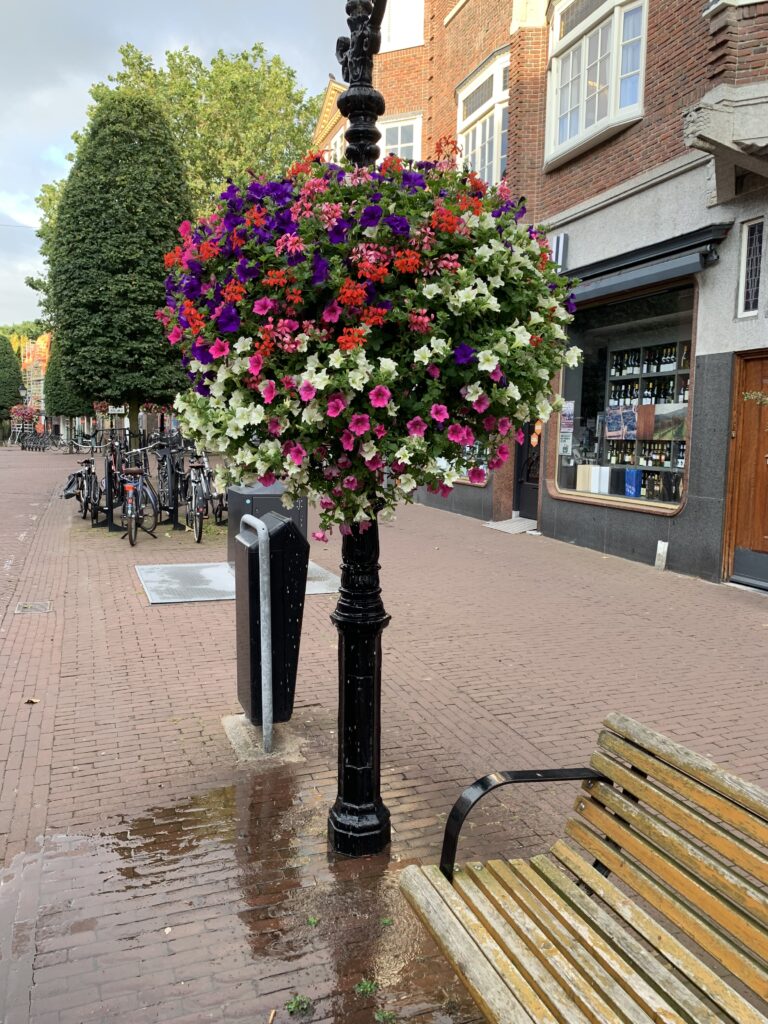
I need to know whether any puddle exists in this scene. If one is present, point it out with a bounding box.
[1,766,481,1023]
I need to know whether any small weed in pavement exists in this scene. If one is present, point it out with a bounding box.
[284,994,313,1015]
[306,915,320,927]
[354,979,379,996]
[374,1011,397,1022]
[380,916,394,926]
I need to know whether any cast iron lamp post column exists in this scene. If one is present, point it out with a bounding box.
[327,0,391,856]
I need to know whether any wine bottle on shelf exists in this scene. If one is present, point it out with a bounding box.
[669,345,677,372]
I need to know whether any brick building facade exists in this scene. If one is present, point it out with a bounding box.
[316,0,768,587]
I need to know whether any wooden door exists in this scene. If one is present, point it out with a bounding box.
[730,355,768,588]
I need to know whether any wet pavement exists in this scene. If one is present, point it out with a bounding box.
[2,448,768,1023]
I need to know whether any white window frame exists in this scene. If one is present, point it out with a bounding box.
[456,52,510,186]
[328,126,347,164]
[379,114,423,162]
[737,217,764,319]
[380,0,425,53]
[545,0,647,171]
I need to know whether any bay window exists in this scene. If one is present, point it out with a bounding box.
[547,0,645,167]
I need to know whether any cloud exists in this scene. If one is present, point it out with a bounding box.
[0,194,40,230]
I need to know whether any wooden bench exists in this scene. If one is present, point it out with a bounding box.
[400,713,768,1024]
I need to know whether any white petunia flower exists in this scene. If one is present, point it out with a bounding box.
[397,474,417,493]
[506,383,521,402]
[422,282,441,299]
[477,350,499,373]
[465,383,483,402]
[413,345,431,364]
[234,336,252,354]
[564,346,582,368]
[328,350,344,369]
[348,368,369,391]
[430,336,450,356]
[378,357,398,378]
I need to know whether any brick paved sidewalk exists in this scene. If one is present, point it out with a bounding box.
[1,448,767,1023]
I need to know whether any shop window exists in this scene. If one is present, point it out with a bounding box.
[556,287,693,507]
[328,127,346,164]
[380,0,425,52]
[457,52,510,185]
[546,0,645,167]
[381,117,421,162]
[738,218,764,317]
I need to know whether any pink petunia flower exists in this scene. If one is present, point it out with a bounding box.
[358,519,372,534]
[489,366,504,382]
[369,385,391,408]
[373,424,388,439]
[209,337,230,359]
[498,417,511,436]
[321,301,342,323]
[430,404,449,423]
[407,416,427,437]
[447,424,465,443]
[340,430,355,452]
[349,413,371,436]
[327,394,347,418]
[364,454,385,471]
[516,428,526,445]
[249,353,264,377]
[253,297,276,316]
[178,220,192,237]
[260,379,277,404]
[426,364,441,379]
[483,415,498,432]
[319,497,336,511]
[268,418,282,436]
[298,380,317,402]
[463,427,475,446]
[312,530,329,543]
[472,394,490,414]
[258,472,276,487]
[286,442,306,466]
[468,467,487,485]
[497,444,510,463]
[339,524,353,536]
[168,325,183,346]
[342,475,359,491]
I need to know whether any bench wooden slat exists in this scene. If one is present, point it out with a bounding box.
[589,750,768,884]
[602,715,768,824]
[566,818,768,998]
[482,859,661,1024]
[551,841,768,1024]
[583,781,768,932]
[399,864,548,1024]
[596,732,768,850]
[530,853,725,1024]
[459,863,628,1023]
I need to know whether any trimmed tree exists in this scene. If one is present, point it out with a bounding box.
[49,91,191,437]
[44,335,89,448]
[0,334,23,441]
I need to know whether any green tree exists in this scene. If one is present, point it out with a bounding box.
[0,333,23,440]
[30,44,321,315]
[44,334,89,447]
[48,91,191,436]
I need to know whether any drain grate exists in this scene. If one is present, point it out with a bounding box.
[15,601,52,614]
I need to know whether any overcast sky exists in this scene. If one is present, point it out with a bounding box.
[0,1,343,325]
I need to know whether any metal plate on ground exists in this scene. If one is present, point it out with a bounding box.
[14,601,52,614]
[136,561,339,604]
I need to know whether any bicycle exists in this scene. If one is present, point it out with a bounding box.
[200,451,227,526]
[185,456,208,543]
[119,457,158,546]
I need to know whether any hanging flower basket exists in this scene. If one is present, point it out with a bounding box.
[10,404,39,423]
[159,153,579,538]
[93,400,109,415]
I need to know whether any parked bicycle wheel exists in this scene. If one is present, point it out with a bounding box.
[192,486,204,543]
[80,479,90,519]
[90,476,101,526]
[137,485,158,535]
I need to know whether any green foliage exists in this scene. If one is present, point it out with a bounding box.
[374,1011,397,1023]
[306,915,320,927]
[0,334,23,416]
[0,320,43,340]
[380,917,394,926]
[48,91,191,411]
[354,979,379,996]
[44,335,89,417]
[284,993,313,1015]
[89,44,321,212]
[31,43,320,321]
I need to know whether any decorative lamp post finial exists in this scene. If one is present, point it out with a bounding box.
[336,0,388,167]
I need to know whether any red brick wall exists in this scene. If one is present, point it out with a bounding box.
[707,3,768,85]
[507,25,548,214]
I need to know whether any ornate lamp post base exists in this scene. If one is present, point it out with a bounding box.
[328,521,391,856]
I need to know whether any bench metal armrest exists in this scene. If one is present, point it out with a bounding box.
[439,768,606,881]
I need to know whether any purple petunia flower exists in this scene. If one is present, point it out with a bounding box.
[515,205,527,223]
[360,205,383,228]
[223,212,245,232]
[215,304,241,333]
[454,344,477,365]
[236,258,261,283]
[401,170,427,191]
[328,219,352,244]
[383,214,410,237]
[311,252,330,286]
[191,341,214,365]
[565,293,577,314]
[220,181,241,204]
[195,382,211,397]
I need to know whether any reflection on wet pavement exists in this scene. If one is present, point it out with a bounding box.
[1,762,482,1024]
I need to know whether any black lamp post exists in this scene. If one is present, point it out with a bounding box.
[327,0,391,857]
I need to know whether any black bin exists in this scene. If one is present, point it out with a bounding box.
[227,483,308,562]
[235,511,310,725]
